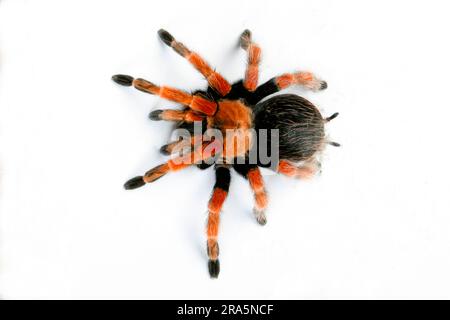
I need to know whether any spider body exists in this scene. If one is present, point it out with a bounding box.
[113,29,338,278]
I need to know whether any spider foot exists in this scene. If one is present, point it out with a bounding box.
[158,29,174,46]
[112,74,134,86]
[239,29,252,49]
[149,110,163,121]
[159,143,171,155]
[319,80,328,90]
[307,79,327,91]
[124,176,145,190]
[208,259,220,278]
[253,208,267,226]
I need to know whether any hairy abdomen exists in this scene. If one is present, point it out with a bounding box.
[253,94,325,163]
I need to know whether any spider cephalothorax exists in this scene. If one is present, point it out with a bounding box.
[112,29,339,278]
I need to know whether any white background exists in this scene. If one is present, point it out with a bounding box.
[1,0,450,299]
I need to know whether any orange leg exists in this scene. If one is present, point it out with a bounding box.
[133,78,217,116]
[240,30,262,92]
[159,135,203,156]
[247,167,269,225]
[206,166,230,278]
[149,108,205,122]
[253,70,327,102]
[275,72,327,92]
[124,140,222,190]
[112,75,217,116]
[277,160,319,179]
[159,139,189,156]
[158,29,231,96]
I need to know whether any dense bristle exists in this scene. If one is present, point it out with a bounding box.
[158,29,174,46]
[253,208,267,226]
[239,29,252,49]
[124,176,145,190]
[319,80,328,90]
[112,74,134,86]
[254,94,325,163]
[159,143,171,155]
[149,110,163,121]
[208,259,220,278]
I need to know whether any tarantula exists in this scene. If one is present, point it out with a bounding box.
[112,29,339,278]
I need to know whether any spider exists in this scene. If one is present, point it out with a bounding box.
[112,29,339,278]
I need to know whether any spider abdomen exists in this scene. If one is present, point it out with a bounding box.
[253,94,325,163]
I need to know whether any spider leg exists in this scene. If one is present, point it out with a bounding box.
[234,164,269,225]
[159,134,202,156]
[158,29,231,96]
[112,75,217,116]
[149,108,205,122]
[275,72,327,91]
[124,140,221,189]
[277,159,320,179]
[252,71,327,102]
[247,167,268,225]
[239,29,262,92]
[206,166,231,278]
